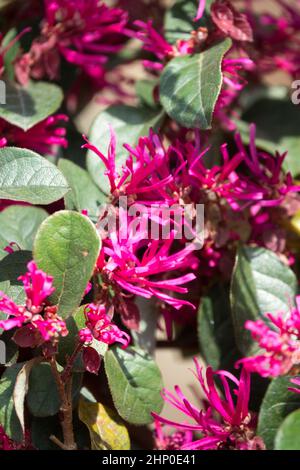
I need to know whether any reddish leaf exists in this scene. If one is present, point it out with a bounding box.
[83,346,101,375]
[211,0,253,42]
[13,325,42,348]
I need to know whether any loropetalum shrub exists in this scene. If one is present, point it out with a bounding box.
[0,0,299,452]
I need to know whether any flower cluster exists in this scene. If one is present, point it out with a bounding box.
[0,114,68,155]
[152,359,265,450]
[15,0,128,86]
[237,296,300,378]
[0,261,68,347]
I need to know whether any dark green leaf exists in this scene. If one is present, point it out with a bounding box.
[198,283,240,370]
[257,376,300,449]
[0,81,63,131]
[275,409,300,450]
[0,147,69,204]
[0,250,31,284]
[0,363,23,441]
[238,88,300,177]
[164,0,213,44]
[86,105,164,194]
[58,159,106,220]
[104,346,163,425]
[230,246,297,355]
[160,39,231,129]
[27,362,82,417]
[33,211,101,318]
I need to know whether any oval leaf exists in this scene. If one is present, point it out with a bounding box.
[58,159,106,220]
[257,376,300,449]
[104,346,163,425]
[230,246,297,356]
[0,81,63,131]
[160,39,231,129]
[86,105,164,194]
[0,206,47,256]
[275,409,300,450]
[0,147,69,204]
[33,211,101,318]
[79,399,130,450]
[0,363,24,441]
[198,283,240,371]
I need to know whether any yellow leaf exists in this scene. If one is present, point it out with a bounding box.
[78,398,130,450]
[290,210,300,236]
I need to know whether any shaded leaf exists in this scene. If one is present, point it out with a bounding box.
[164,0,213,44]
[0,81,63,131]
[198,283,240,370]
[0,206,47,257]
[257,376,300,449]
[0,363,23,441]
[13,357,42,435]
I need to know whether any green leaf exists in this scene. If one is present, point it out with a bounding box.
[33,211,101,318]
[104,346,163,425]
[164,0,213,44]
[0,147,69,204]
[257,376,300,449]
[13,358,42,435]
[0,250,32,284]
[275,409,300,450]
[159,39,231,129]
[57,305,86,371]
[79,399,130,450]
[132,297,157,356]
[86,105,164,194]
[0,363,24,441]
[0,81,63,131]
[237,88,300,177]
[230,246,297,356]
[198,283,240,370]
[136,80,158,108]
[27,362,82,417]
[0,206,47,257]
[2,28,20,82]
[58,159,106,220]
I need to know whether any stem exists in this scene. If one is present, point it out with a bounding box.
[49,357,77,450]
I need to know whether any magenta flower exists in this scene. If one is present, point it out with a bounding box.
[0,114,68,155]
[153,418,193,450]
[243,0,300,78]
[289,377,300,394]
[79,303,130,349]
[152,359,265,450]
[0,261,67,345]
[16,0,128,84]
[236,297,300,378]
[195,0,206,21]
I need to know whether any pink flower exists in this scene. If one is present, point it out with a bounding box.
[289,377,300,394]
[152,359,265,450]
[79,303,130,348]
[153,418,193,450]
[243,0,300,78]
[0,115,68,155]
[0,261,67,344]
[195,0,206,21]
[17,0,128,84]
[237,296,300,378]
